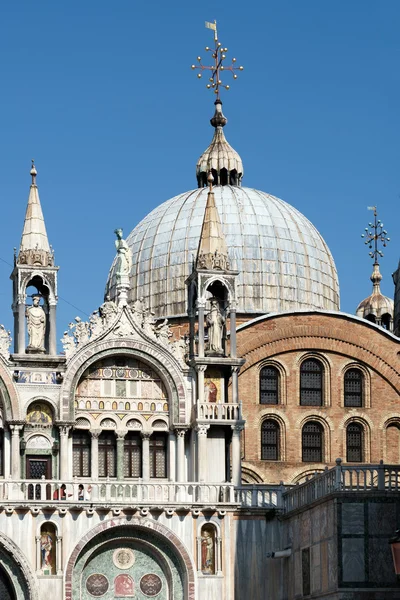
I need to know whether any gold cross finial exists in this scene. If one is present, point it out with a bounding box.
[191,21,244,101]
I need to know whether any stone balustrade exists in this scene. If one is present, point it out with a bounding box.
[283,459,400,513]
[196,401,242,421]
[235,484,284,508]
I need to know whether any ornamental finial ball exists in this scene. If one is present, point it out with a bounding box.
[30,159,37,182]
[207,171,214,185]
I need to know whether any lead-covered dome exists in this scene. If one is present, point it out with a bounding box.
[105,185,339,318]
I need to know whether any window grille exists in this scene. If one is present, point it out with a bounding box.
[124,433,142,477]
[72,431,91,477]
[149,435,167,478]
[300,359,323,406]
[98,432,116,477]
[260,366,279,404]
[344,369,363,407]
[261,420,280,460]
[302,422,323,462]
[346,423,364,462]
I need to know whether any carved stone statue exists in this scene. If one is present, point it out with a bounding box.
[99,295,118,326]
[206,298,225,354]
[114,228,132,284]
[73,317,90,345]
[132,296,146,321]
[142,309,156,337]
[61,331,75,358]
[26,296,46,352]
[89,310,102,338]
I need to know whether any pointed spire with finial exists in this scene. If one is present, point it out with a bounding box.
[192,21,244,187]
[17,160,53,267]
[196,171,230,271]
[356,206,393,329]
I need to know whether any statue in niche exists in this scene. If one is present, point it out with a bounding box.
[26,296,46,352]
[99,295,118,326]
[206,298,225,354]
[40,530,53,573]
[201,527,215,574]
[114,228,132,283]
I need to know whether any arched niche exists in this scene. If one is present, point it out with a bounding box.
[38,522,57,575]
[199,523,217,575]
[62,342,188,424]
[26,401,54,426]
[65,517,195,600]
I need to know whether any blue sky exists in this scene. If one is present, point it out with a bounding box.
[0,1,399,346]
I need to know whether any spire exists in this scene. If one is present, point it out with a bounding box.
[17,161,53,267]
[192,22,244,188]
[196,172,230,271]
[356,207,393,329]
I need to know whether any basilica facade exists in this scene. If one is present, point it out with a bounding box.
[0,54,400,599]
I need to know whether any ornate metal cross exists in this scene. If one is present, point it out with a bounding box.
[191,20,244,100]
[361,206,390,262]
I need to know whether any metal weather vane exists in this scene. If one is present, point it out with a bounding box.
[361,206,390,263]
[191,20,244,100]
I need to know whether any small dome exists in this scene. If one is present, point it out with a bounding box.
[196,100,243,187]
[356,263,394,329]
[105,185,340,318]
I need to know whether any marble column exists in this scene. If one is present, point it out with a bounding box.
[175,428,187,482]
[231,425,243,486]
[56,536,63,575]
[196,425,209,482]
[58,425,71,481]
[197,365,207,405]
[49,302,57,356]
[17,296,26,354]
[168,431,176,482]
[229,306,237,358]
[9,423,22,479]
[116,432,126,480]
[90,430,101,480]
[197,300,206,358]
[231,366,240,404]
[141,433,151,481]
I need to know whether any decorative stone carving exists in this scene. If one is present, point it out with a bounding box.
[206,298,225,354]
[113,548,135,569]
[61,331,75,358]
[86,573,109,597]
[26,296,46,353]
[26,435,52,449]
[155,319,172,345]
[113,314,135,338]
[0,324,12,358]
[140,573,163,596]
[142,309,157,337]
[170,337,188,363]
[73,317,90,345]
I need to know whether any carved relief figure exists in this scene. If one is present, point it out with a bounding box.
[155,319,172,345]
[206,299,225,354]
[114,228,132,283]
[201,527,215,574]
[0,324,11,357]
[99,295,118,326]
[26,296,46,352]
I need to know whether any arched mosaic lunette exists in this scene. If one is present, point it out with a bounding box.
[61,339,189,424]
[64,516,196,600]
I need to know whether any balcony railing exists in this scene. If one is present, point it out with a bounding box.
[196,401,242,421]
[283,459,400,513]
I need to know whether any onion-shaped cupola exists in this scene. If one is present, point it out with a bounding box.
[356,208,393,331]
[196,100,243,187]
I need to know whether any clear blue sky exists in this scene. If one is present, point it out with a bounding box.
[0,1,399,346]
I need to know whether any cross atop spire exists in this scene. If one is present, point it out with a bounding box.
[191,21,244,101]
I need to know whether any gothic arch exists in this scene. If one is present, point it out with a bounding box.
[64,516,196,600]
[61,338,189,424]
[0,532,39,600]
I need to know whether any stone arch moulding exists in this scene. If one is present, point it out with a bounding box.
[61,339,188,424]
[25,396,58,420]
[0,366,21,421]
[64,516,196,600]
[202,276,235,302]
[0,531,39,600]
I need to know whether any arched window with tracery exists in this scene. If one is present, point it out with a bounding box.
[124,432,142,477]
[346,423,364,462]
[302,421,324,462]
[300,359,323,406]
[72,430,91,477]
[344,369,363,407]
[98,431,116,477]
[260,366,279,405]
[261,420,280,460]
